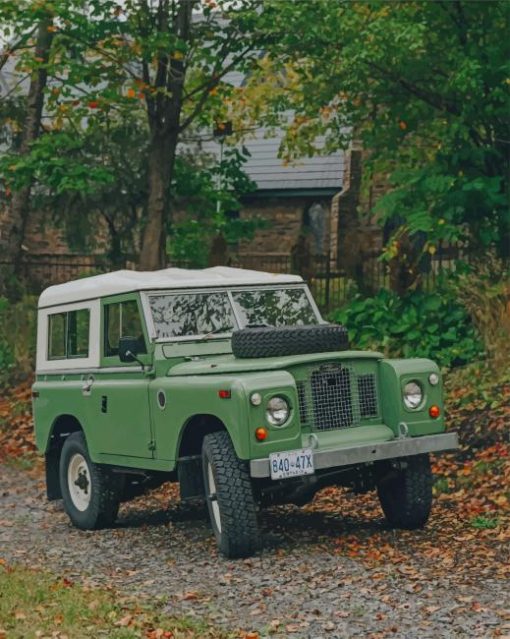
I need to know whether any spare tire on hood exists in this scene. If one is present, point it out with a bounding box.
[231,324,349,359]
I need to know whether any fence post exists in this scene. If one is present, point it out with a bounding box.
[324,253,331,313]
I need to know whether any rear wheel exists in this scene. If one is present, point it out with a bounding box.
[202,431,259,558]
[377,454,433,529]
[59,431,123,530]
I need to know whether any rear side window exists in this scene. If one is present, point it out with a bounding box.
[48,309,90,359]
[104,300,147,357]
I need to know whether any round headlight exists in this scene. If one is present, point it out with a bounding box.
[403,381,423,409]
[266,396,290,426]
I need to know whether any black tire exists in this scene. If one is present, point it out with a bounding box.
[59,431,123,530]
[202,431,259,558]
[377,454,433,529]
[231,324,349,359]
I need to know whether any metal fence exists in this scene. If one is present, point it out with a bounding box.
[0,254,111,293]
[228,247,472,312]
[1,244,475,313]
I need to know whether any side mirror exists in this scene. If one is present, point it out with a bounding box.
[118,336,139,363]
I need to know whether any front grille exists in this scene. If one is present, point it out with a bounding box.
[358,374,378,418]
[297,381,310,425]
[297,364,379,431]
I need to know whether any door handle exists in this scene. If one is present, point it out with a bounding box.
[81,374,94,396]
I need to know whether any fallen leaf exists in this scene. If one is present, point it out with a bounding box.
[115,614,133,627]
[285,624,300,633]
[182,591,199,601]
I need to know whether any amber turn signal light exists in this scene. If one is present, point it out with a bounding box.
[255,427,268,441]
[429,405,441,419]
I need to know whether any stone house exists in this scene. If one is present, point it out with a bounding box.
[193,125,346,268]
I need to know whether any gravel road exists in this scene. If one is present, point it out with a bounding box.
[1,461,509,639]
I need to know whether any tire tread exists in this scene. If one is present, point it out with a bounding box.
[377,453,433,529]
[232,324,349,359]
[202,431,259,558]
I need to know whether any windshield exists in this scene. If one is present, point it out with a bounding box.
[149,292,236,339]
[147,286,320,339]
[231,288,319,327]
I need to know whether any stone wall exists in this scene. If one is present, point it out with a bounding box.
[2,165,387,276]
[0,205,106,257]
[237,195,334,257]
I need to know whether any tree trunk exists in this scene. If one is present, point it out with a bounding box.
[6,17,54,282]
[139,134,176,270]
[138,0,193,271]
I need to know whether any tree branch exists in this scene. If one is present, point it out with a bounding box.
[0,27,37,72]
[179,45,254,132]
[364,60,461,117]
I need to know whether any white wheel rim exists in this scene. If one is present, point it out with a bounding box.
[207,461,221,533]
[67,453,91,512]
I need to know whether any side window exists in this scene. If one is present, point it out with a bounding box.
[104,300,147,357]
[48,313,67,359]
[48,309,90,360]
[68,309,90,357]
[105,304,121,357]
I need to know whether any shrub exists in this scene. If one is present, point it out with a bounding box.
[330,286,483,368]
[0,295,38,387]
[455,258,509,372]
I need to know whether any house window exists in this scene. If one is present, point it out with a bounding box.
[104,300,146,357]
[303,202,327,254]
[48,309,90,360]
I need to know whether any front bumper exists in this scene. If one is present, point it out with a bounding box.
[249,432,459,479]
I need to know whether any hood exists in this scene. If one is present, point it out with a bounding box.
[166,350,383,377]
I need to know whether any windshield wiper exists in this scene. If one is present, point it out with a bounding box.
[198,326,234,341]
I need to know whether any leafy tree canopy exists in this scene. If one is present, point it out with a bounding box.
[0,0,263,269]
[239,1,510,257]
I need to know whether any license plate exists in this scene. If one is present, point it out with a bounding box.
[269,448,315,480]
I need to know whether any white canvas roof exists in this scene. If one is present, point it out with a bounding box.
[38,266,303,308]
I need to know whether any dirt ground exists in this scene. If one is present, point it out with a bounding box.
[1,380,510,638]
[1,459,509,639]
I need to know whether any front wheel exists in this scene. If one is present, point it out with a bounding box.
[59,431,123,530]
[377,454,433,529]
[202,431,259,558]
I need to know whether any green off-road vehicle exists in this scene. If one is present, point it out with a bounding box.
[33,267,458,558]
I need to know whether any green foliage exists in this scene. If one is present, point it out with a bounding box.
[0,0,264,267]
[0,131,116,195]
[330,286,483,368]
[0,300,15,388]
[168,148,261,267]
[244,1,510,258]
[470,516,500,530]
[0,295,37,387]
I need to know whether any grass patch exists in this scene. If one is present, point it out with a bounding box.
[3,455,36,472]
[433,477,453,495]
[0,563,232,639]
[469,515,500,530]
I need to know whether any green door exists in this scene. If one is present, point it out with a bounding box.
[86,295,154,459]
